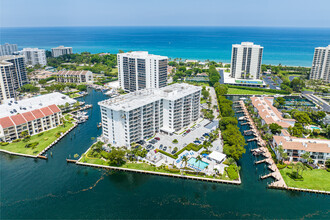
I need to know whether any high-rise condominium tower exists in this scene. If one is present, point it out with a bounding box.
[21,48,47,66]
[51,46,73,57]
[117,51,168,92]
[0,43,18,56]
[230,42,263,80]
[0,56,28,101]
[310,45,330,83]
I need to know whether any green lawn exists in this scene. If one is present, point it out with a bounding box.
[280,168,330,191]
[227,88,279,95]
[69,93,81,98]
[0,121,74,156]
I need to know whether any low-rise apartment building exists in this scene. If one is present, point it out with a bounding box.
[0,92,76,142]
[250,96,295,129]
[0,104,62,142]
[55,70,93,83]
[98,83,201,147]
[272,135,330,165]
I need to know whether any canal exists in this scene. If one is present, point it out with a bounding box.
[0,91,329,219]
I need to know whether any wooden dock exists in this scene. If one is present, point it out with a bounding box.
[66,159,78,163]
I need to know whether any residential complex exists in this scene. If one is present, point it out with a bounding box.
[0,92,76,142]
[310,45,330,83]
[0,55,28,102]
[98,83,201,147]
[117,51,168,92]
[0,43,18,56]
[51,46,73,57]
[272,135,330,165]
[231,42,263,80]
[250,96,295,129]
[54,70,93,83]
[21,48,47,66]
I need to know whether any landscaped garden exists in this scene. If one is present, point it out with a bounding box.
[0,118,75,156]
[280,167,330,191]
[227,88,281,95]
[78,141,240,181]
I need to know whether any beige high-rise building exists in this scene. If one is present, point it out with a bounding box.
[310,45,330,83]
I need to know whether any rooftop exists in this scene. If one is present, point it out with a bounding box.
[0,104,61,129]
[251,96,295,128]
[0,55,24,66]
[233,42,263,48]
[56,70,91,76]
[0,92,76,118]
[99,83,201,111]
[52,45,72,49]
[118,51,168,60]
[273,135,330,154]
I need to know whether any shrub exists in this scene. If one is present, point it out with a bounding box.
[172,139,178,144]
[327,168,330,172]
[13,139,21,143]
[287,165,293,169]
[37,132,44,137]
[0,142,9,146]
[25,142,39,149]
[276,164,287,169]
[226,165,239,180]
[23,136,31,142]
[158,149,177,159]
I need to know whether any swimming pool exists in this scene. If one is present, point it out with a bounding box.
[188,157,209,170]
[310,126,321,130]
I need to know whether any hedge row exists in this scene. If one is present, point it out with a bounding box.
[157,149,177,159]
[227,85,290,94]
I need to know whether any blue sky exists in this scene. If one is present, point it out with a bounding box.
[1,0,330,27]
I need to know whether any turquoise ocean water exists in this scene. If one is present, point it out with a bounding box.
[1,26,330,66]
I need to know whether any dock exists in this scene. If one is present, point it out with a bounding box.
[238,101,287,189]
[66,159,78,163]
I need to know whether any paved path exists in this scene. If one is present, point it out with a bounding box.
[208,86,219,118]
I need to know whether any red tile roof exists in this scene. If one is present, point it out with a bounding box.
[0,117,14,129]
[40,107,53,116]
[10,114,27,126]
[22,112,36,121]
[48,104,61,113]
[31,109,45,119]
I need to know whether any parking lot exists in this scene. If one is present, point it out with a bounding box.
[142,118,221,155]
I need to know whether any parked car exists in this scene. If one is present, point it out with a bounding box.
[182,133,187,137]
[159,144,163,150]
[137,140,145,145]
[171,150,177,154]
[203,133,210,137]
[155,137,160,140]
[149,139,157,144]
[191,127,196,131]
[194,140,201,144]
[186,129,191,133]
[163,146,167,151]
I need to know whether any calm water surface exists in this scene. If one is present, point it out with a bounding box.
[0,91,329,219]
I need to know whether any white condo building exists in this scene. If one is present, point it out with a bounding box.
[21,48,47,66]
[0,56,28,102]
[230,42,263,80]
[117,51,168,92]
[99,83,201,147]
[51,46,73,57]
[310,45,330,83]
[0,43,18,56]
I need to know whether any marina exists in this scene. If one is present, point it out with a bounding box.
[1,91,329,219]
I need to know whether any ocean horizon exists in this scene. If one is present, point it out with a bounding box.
[1,26,330,66]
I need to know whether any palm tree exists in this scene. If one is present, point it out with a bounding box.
[301,152,311,163]
[227,157,236,166]
[195,155,202,175]
[181,156,188,174]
